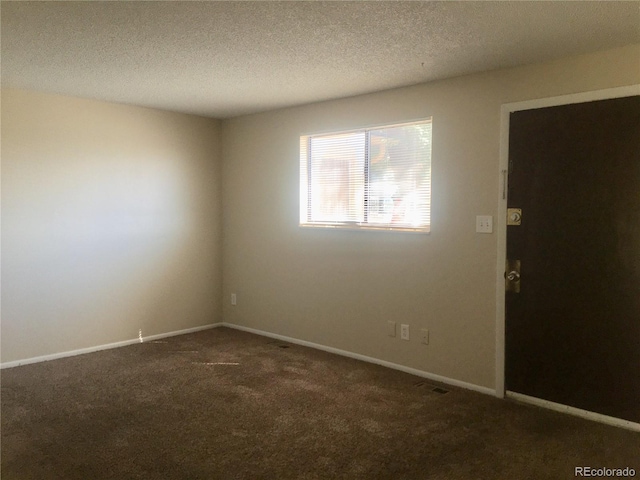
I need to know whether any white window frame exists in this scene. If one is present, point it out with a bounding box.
[299,119,432,233]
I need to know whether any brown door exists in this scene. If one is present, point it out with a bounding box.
[505,95,640,423]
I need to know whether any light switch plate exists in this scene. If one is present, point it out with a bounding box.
[476,215,493,233]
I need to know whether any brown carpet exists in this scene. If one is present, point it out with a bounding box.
[2,327,638,479]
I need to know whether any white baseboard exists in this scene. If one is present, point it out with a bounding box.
[506,391,640,432]
[0,323,222,369]
[222,322,496,396]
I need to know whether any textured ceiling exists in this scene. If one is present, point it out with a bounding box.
[2,1,639,119]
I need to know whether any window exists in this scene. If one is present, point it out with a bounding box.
[300,119,432,232]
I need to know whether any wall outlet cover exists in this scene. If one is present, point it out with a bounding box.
[400,324,410,341]
[421,328,429,345]
[387,321,397,338]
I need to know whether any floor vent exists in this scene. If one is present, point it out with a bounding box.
[266,341,280,345]
[431,387,449,394]
[413,381,449,394]
[266,341,291,349]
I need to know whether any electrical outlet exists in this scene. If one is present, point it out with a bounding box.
[400,324,410,341]
[231,293,237,306]
[421,328,429,345]
[387,321,397,337]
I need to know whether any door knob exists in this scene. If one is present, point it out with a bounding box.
[506,271,520,281]
[505,259,521,293]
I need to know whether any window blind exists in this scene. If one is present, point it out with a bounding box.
[300,119,432,232]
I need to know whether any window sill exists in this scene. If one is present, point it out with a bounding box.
[299,222,430,234]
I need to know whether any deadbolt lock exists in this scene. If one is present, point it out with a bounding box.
[505,259,521,293]
[507,208,522,225]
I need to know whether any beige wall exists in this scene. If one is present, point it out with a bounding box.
[1,89,222,363]
[2,45,638,381]
[221,45,640,390]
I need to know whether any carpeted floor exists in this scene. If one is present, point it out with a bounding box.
[2,327,638,479]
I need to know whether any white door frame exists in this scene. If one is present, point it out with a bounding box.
[494,84,640,429]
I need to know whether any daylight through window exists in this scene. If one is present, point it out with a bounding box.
[300,119,432,232]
